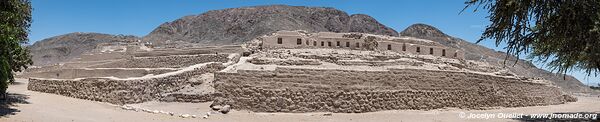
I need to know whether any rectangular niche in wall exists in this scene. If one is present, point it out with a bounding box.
[429,48,434,54]
[277,38,283,44]
[442,49,446,56]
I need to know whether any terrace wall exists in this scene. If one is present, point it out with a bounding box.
[213,68,575,113]
[27,63,226,105]
[20,68,175,79]
[91,54,229,68]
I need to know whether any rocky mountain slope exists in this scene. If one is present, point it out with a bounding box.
[142,5,398,45]
[400,23,592,93]
[29,32,138,66]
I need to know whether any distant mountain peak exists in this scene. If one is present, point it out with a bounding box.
[143,5,398,45]
[399,23,448,38]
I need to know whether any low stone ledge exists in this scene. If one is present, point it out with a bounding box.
[159,93,221,103]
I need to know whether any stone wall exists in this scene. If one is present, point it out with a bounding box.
[377,41,461,59]
[160,93,218,103]
[247,58,321,65]
[91,54,229,68]
[213,68,576,113]
[19,68,175,79]
[134,46,243,57]
[260,31,465,59]
[28,63,226,105]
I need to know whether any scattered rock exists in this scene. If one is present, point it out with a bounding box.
[120,105,134,110]
[242,51,252,56]
[219,105,231,114]
[159,111,167,114]
[211,105,223,111]
[180,114,191,118]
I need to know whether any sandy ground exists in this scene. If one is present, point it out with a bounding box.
[1,78,599,122]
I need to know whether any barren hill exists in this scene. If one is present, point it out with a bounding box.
[29,32,139,66]
[142,5,398,45]
[400,23,592,93]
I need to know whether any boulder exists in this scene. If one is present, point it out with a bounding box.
[219,105,231,114]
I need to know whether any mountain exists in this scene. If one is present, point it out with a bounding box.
[29,32,139,66]
[400,23,592,93]
[143,5,398,45]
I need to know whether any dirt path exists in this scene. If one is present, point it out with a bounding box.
[1,78,599,122]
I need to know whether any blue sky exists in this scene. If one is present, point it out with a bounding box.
[29,0,599,86]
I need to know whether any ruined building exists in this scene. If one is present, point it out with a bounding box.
[260,31,464,59]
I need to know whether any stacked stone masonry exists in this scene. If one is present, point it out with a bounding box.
[91,54,229,68]
[28,63,226,105]
[160,93,218,103]
[20,68,175,79]
[214,68,575,113]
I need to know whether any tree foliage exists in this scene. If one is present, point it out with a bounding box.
[0,0,33,94]
[464,0,600,76]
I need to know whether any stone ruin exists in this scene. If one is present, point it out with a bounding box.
[246,30,465,59]
[22,30,577,113]
[23,46,242,105]
[217,30,576,112]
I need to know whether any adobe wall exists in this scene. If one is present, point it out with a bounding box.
[260,31,465,59]
[213,68,575,113]
[91,54,229,68]
[27,63,226,105]
[376,41,461,58]
[261,33,364,50]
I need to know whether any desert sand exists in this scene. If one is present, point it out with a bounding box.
[1,78,599,122]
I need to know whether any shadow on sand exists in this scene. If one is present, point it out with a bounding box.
[0,92,30,117]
